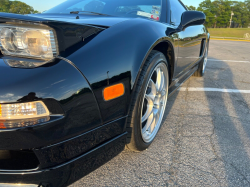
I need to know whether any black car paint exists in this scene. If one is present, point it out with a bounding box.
[0,1,209,186]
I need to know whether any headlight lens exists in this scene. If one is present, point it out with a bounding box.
[0,24,58,60]
[0,101,49,120]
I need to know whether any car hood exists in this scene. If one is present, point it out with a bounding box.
[28,13,131,27]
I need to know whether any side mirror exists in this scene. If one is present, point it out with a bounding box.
[179,11,206,30]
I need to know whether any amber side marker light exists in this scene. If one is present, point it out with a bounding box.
[103,83,125,101]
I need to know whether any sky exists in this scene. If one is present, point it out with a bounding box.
[17,0,66,12]
[16,0,245,12]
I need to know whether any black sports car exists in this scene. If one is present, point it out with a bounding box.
[0,0,209,186]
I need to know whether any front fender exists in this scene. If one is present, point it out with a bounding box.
[64,18,176,123]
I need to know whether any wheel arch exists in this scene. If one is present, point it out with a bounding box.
[152,40,175,86]
[132,38,176,94]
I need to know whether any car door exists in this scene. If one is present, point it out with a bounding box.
[169,0,204,78]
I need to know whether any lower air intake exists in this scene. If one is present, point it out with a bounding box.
[0,150,39,170]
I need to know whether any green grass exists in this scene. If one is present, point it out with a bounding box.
[208,28,250,39]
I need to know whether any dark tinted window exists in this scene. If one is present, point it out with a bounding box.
[44,0,162,21]
[170,0,186,25]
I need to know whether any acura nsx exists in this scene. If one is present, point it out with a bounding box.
[0,0,209,186]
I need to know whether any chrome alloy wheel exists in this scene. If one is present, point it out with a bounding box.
[141,63,169,143]
[202,48,208,74]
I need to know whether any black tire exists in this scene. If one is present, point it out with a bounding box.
[193,43,209,77]
[126,50,169,152]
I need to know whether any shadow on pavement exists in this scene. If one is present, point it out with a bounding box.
[204,58,250,186]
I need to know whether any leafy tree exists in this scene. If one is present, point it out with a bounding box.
[245,0,250,10]
[196,0,250,28]
[0,0,39,14]
[0,0,11,13]
[231,2,249,27]
[197,0,217,27]
[186,5,196,11]
[214,0,232,28]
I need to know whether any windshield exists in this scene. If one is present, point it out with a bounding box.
[44,0,162,21]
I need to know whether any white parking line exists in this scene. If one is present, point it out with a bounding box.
[208,59,250,63]
[177,57,249,63]
[179,87,250,93]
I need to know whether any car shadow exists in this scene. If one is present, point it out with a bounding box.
[204,58,250,185]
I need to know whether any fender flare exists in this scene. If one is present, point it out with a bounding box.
[132,37,176,94]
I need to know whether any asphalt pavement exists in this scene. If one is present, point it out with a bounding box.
[71,40,250,187]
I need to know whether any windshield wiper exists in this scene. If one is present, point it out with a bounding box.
[70,11,110,16]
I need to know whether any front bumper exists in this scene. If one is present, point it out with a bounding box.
[0,56,127,186]
[0,131,127,187]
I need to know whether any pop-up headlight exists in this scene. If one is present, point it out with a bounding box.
[0,24,58,60]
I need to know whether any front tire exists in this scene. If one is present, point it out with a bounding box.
[126,51,169,152]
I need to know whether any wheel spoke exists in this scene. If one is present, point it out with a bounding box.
[155,112,160,124]
[156,68,161,92]
[145,94,154,104]
[142,78,157,123]
[150,115,156,133]
[156,68,165,92]
[149,79,157,96]
[142,113,154,134]
[141,104,153,123]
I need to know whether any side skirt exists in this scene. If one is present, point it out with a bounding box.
[168,63,198,98]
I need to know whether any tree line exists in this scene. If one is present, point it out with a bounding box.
[0,0,39,14]
[186,0,250,28]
